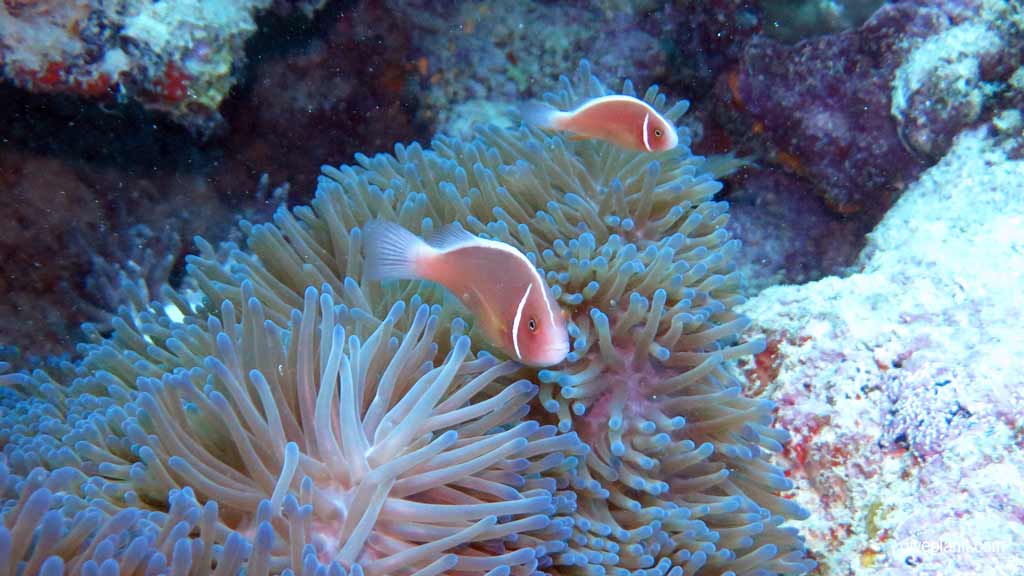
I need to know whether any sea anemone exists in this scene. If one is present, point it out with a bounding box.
[184,60,814,574]
[3,288,581,574]
[1,61,814,574]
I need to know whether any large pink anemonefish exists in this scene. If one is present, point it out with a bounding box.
[523,94,679,153]
[363,221,570,367]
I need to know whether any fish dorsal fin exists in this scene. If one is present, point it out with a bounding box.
[427,223,478,250]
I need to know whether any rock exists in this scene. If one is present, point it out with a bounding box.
[735,127,1024,574]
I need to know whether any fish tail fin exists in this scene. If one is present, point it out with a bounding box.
[520,100,564,130]
[363,220,432,281]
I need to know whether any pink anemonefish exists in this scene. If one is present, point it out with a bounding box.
[363,221,570,367]
[522,94,679,153]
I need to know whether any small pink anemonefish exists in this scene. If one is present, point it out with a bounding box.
[522,94,679,153]
[363,221,570,367]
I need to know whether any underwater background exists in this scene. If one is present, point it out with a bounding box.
[1,0,1022,575]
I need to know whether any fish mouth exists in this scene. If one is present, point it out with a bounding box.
[667,129,680,149]
[534,342,570,367]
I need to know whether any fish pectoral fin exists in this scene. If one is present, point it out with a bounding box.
[468,322,505,358]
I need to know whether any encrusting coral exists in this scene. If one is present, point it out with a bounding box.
[0,61,815,575]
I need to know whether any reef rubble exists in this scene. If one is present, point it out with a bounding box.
[737,126,1024,574]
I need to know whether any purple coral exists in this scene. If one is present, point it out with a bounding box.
[723,169,873,292]
[727,0,1024,213]
[734,3,937,213]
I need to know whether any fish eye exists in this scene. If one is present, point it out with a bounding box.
[528,318,537,332]
[654,129,663,137]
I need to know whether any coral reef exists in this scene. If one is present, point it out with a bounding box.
[700,0,1024,293]
[760,0,885,42]
[723,0,1023,214]
[404,1,666,133]
[728,3,935,214]
[0,0,324,134]
[662,0,763,98]
[736,127,1024,574]
[0,148,105,354]
[721,169,871,293]
[1,62,814,574]
[891,0,1024,161]
[0,3,426,359]
[225,1,426,191]
[0,143,285,358]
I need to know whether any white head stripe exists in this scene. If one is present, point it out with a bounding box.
[641,113,653,152]
[511,283,533,361]
[446,235,558,346]
[545,285,557,327]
